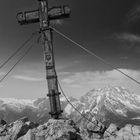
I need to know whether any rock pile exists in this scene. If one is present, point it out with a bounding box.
[80,120,140,140]
[0,118,82,140]
[20,119,82,140]
[103,123,140,140]
[1,117,140,140]
[0,117,38,140]
[86,118,106,139]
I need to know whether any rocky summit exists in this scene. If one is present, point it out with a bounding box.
[0,117,82,140]
[1,117,140,140]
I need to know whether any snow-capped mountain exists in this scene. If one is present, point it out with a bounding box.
[0,98,36,112]
[0,97,47,123]
[0,86,140,127]
[0,96,78,123]
[72,86,140,127]
[80,86,140,114]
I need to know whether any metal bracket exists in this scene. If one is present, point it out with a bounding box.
[47,92,61,97]
[46,75,57,80]
[49,110,63,117]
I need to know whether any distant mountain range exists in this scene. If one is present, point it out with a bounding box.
[0,86,140,127]
[0,96,75,124]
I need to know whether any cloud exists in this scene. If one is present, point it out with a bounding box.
[116,33,140,43]
[60,69,140,98]
[58,72,71,76]
[128,5,140,23]
[13,75,44,82]
[115,33,140,54]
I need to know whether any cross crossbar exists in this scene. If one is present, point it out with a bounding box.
[17,6,70,25]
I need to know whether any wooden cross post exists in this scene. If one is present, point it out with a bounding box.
[17,0,70,119]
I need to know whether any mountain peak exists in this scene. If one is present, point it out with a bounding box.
[79,86,140,122]
[81,86,138,102]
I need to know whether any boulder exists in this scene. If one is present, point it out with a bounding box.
[0,125,7,136]
[0,117,38,140]
[104,123,119,138]
[115,125,134,140]
[123,124,133,133]
[86,118,106,138]
[122,131,133,140]
[0,119,7,137]
[18,129,35,140]
[35,119,82,140]
[132,125,140,136]
[8,117,30,139]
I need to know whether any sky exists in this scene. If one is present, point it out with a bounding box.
[0,0,140,99]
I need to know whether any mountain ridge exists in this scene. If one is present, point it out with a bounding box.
[0,86,140,127]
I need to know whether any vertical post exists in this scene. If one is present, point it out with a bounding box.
[38,0,62,119]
